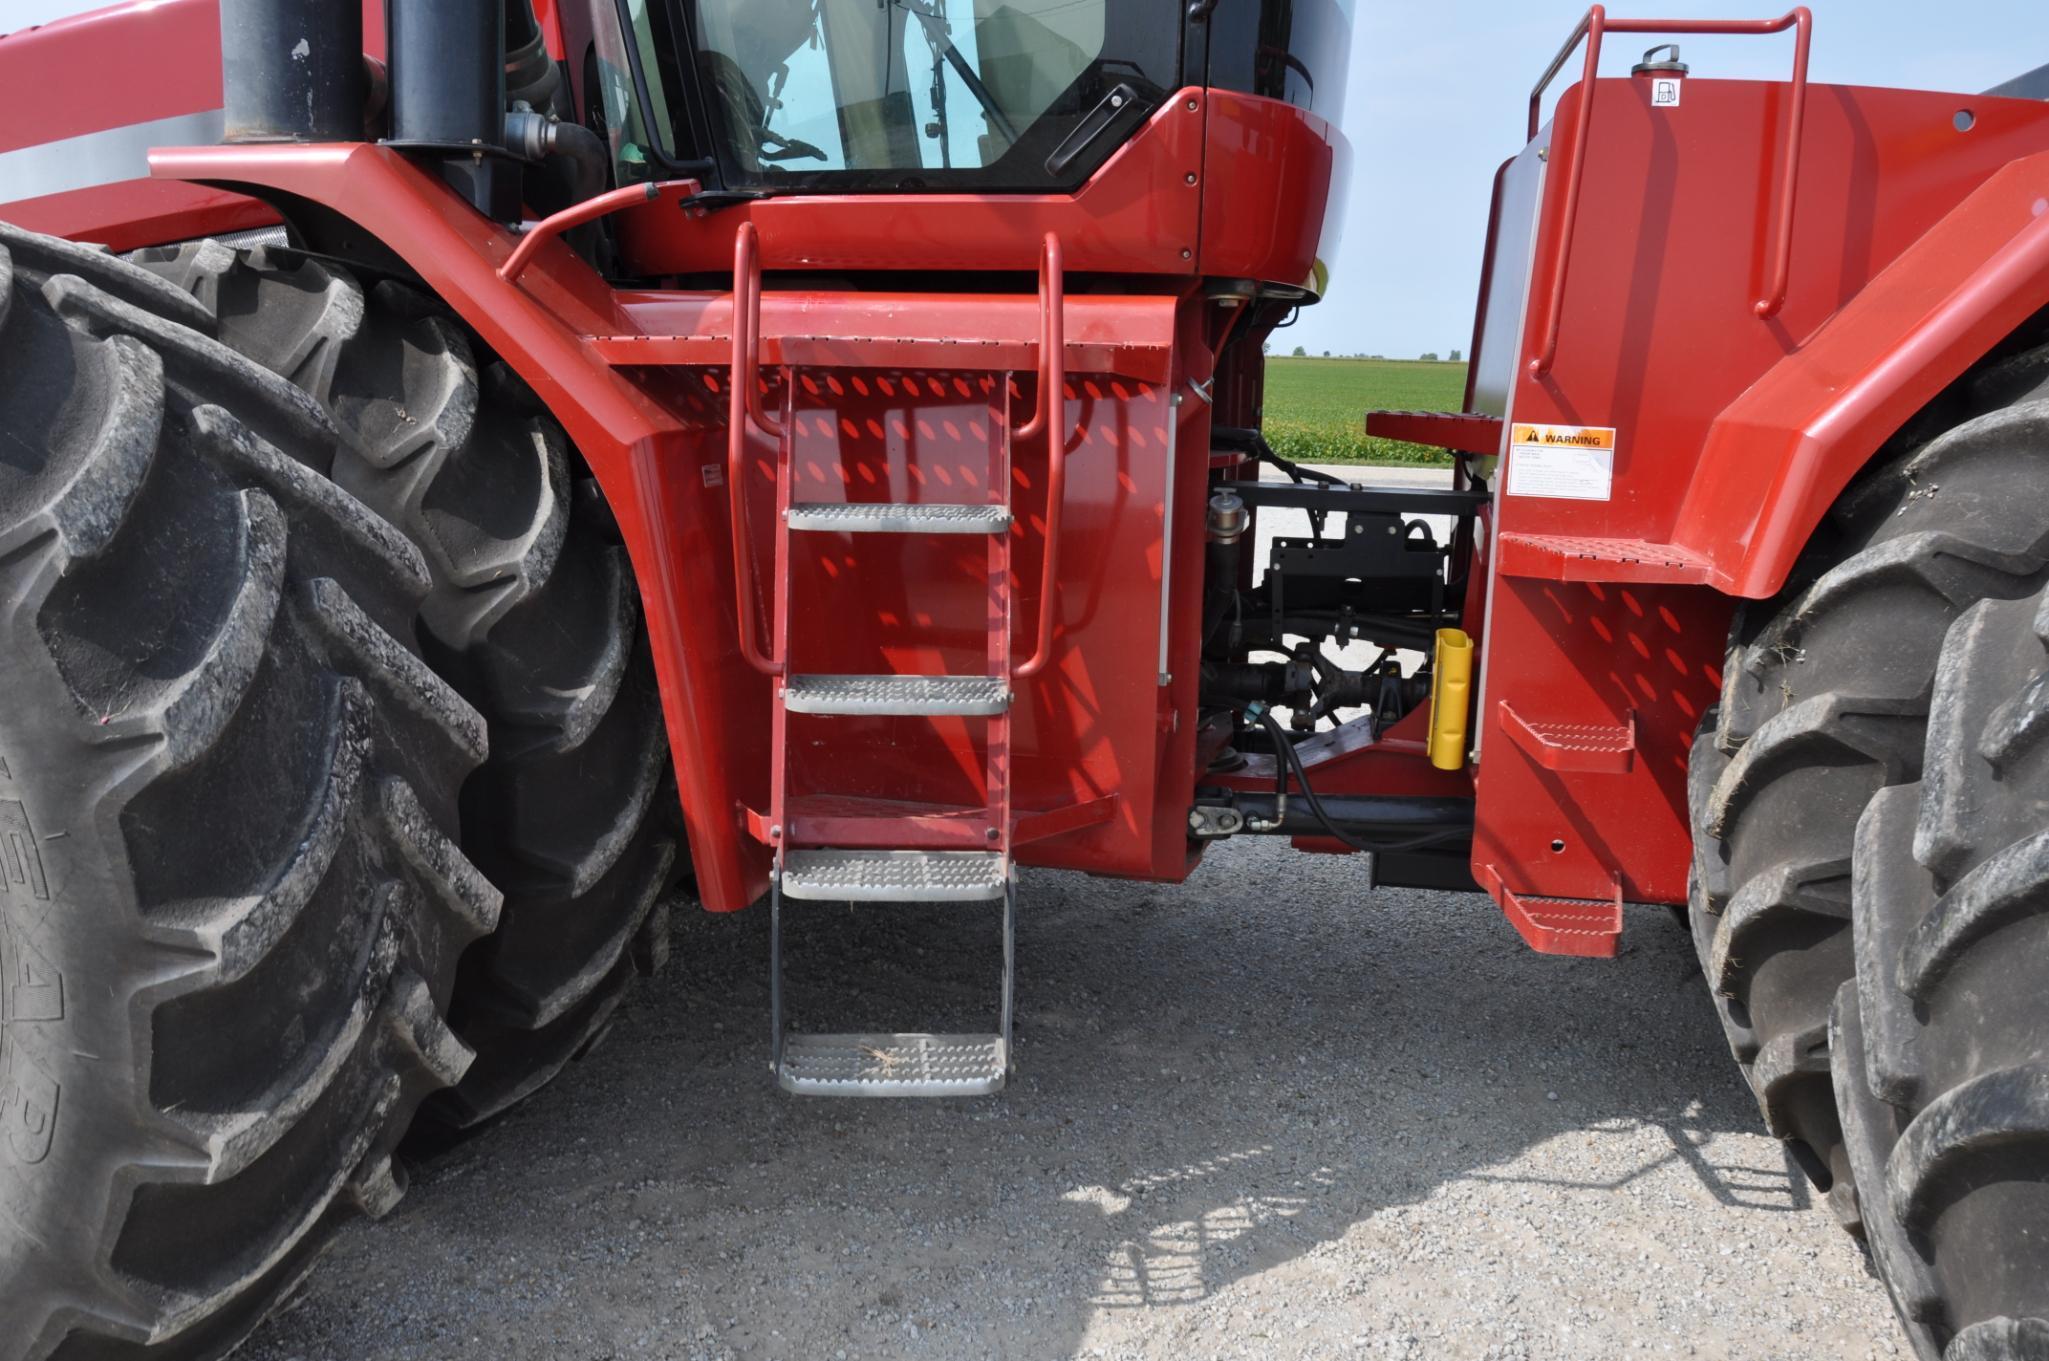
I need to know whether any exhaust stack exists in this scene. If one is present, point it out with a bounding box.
[220,0,365,143]
[386,0,517,217]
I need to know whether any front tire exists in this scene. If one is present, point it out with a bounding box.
[1836,582,2049,1360]
[1689,333,2049,1228]
[0,225,497,1356]
[1689,332,2049,1358]
[130,241,685,1130]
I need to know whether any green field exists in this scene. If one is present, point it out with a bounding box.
[1261,357,1468,466]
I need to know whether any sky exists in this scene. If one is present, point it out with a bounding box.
[1291,1,2049,361]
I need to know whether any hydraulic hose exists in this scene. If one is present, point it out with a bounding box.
[1246,703,1466,854]
[504,110,608,204]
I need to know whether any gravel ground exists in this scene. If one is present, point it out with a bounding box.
[240,838,1900,1361]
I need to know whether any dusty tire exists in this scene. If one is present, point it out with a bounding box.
[133,241,683,1129]
[1832,581,2049,1361]
[1690,336,2049,1229]
[0,226,498,1357]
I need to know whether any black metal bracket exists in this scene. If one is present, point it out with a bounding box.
[1193,791,1474,841]
[1210,480,1490,516]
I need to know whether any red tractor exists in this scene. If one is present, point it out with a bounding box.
[0,0,2045,1355]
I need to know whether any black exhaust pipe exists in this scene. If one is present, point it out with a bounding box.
[220,0,365,142]
[388,0,503,152]
[387,0,517,219]
[220,0,568,221]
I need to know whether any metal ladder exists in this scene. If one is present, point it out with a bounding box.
[726,224,1067,1096]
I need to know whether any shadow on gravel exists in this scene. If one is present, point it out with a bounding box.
[240,837,1824,1360]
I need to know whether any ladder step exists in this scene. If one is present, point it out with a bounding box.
[781,849,1008,901]
[788,503,1010,534]
[777,1032,1007,1097]
[784,674,1011,716]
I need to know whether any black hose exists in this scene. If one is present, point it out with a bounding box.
[1212,426,1345,487]
[505,111,608,199]
[1250,706,1464,854]
[547,120,608,202]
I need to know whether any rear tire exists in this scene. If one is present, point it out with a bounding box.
[132,241,684,1128]
[1835,583,2049,1360]
[0,225,497,1356]
[1689,334,2049,1231]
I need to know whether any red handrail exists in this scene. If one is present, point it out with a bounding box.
[1011,233,1064,442]
[1014,232,1066,680]
[733,221,784,441]
[728,221,782,675]
[1525,7,1812,377]
[500,178,699,284]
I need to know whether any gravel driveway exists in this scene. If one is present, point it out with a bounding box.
[241,838,1898,1361]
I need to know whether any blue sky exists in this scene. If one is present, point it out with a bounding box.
[1289,1,2049,360]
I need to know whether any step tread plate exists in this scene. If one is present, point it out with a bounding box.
[788,502,1011,534]
[781,848,1009,901]
[779,1032,1008,1096]
[785,674,1011,716]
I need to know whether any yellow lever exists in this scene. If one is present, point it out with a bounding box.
[1427,628,1474,771]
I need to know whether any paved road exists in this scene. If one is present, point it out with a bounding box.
[242,838,1898,1361]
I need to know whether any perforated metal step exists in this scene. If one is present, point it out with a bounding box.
[784,674,1010,716]
[1495,533,1713,584]
[1499,703,1636,774]
[780,849,1008,901]
[777,1032,1008,1096]
[1480,864,1625,959]
[788,503,1010,534]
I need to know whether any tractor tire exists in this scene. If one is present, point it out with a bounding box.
[1833,582,2049,1360]
[0,225,497,1357]
[131,241,684,1129]
[1689,333,2049,1231]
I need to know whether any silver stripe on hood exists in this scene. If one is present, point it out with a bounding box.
[0,108,226,204]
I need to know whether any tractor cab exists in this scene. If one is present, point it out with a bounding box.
[596,0,1347,197]
[605,0,1177,188]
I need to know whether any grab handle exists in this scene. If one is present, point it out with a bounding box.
[1014,233,1067,680]
[1526,7,1811,377]
[728,221,782,675]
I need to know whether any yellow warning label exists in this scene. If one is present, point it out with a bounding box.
[1507,424,1617,501]
[1512,424,1615,451]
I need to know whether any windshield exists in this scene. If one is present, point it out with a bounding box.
[633,0,1180,190]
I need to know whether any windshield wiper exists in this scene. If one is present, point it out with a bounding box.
[890,0,1021,147]
[756,62,827,163]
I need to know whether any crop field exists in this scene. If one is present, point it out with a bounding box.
[1262,356,1468,465]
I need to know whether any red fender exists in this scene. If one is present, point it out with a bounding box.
[147,141,777,910]
[1675,149,2049,598]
